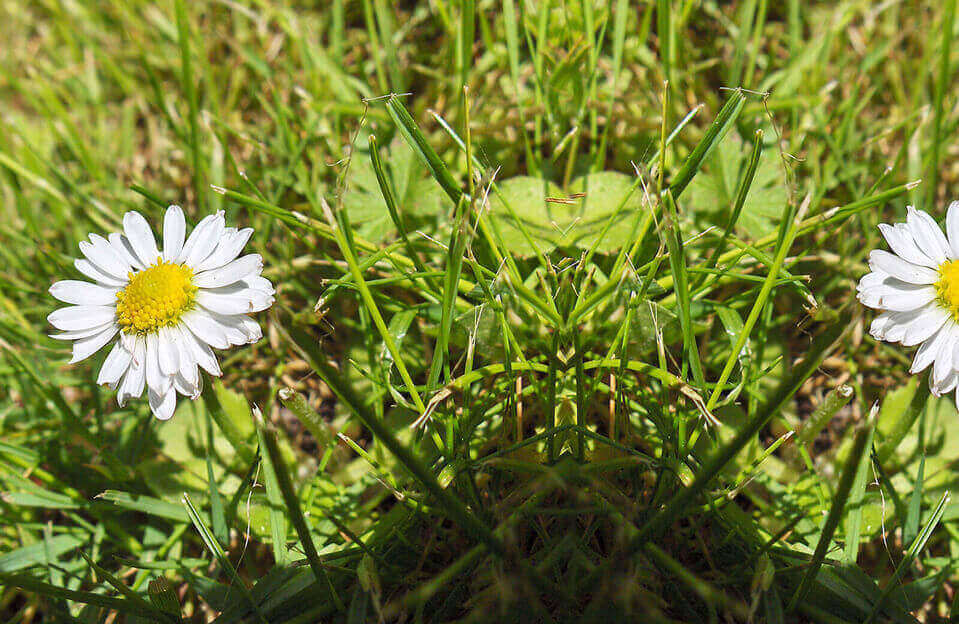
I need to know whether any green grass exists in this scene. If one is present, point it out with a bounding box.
[1,0,959,621]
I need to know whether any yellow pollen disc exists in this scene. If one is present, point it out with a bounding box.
[936,260,959,321]
[115,258,197,335]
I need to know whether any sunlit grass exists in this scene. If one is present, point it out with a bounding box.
[1,1,958,621]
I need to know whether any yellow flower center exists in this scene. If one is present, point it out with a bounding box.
[936,260,959,321]
[115,258,197,334]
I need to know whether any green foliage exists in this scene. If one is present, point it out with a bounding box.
[1,0,958,622]
[686,130,789,239]
[341,137,452,243]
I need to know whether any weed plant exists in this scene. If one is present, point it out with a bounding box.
[1,1,959,622]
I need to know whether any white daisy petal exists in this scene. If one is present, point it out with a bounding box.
[48,306,115,331]
[857,270,887,292]
[123,211,161,266]
[174,371,202,399]
[238,316,263,343]
[180,324,223,376]
[97,341,134,388]
[869,312,896,341]
[203,312,253,346]
[149,386,177,420]
[186,216,227,267]
[145,332,172,395]
[195,226,238,264]
[190,226,239,270]
[117,338,146,406]
[901,305,951,346]
[174,373,196,398]
[163,205,186,262]
[857,270,934,298]
[208,281,272,297]
[120,331,137,353]
[242,275,275,295]
[871,306,944,346]
[868,250,938,284]
[220,315,262,343]
[911,323,953,374]
[878,223,935,268]
[933,325,959,385]
[180,211,225,267]
[880,311,914,344]
[175,212,218,264]
[939,370,959,395]
[945,201,959,257]
[911,337,940,375]
[906,207,951,264]
[857,281,936,312]
[108,233,145,271]
[49,320,116,341]
[157,327,179,377]
[80,234,130,278]
[49,280,118,306]
[181,309,229,350]
[169,325,199,386]
[194,227,254,272]
[193,254,263,289]
[69,325,118,364]
[75,259,126,287]
[196,289,273,315]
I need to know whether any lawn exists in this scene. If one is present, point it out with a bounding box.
[1,0,958,621]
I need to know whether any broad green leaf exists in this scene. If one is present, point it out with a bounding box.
[486,172,648,256]
[342,136,452,243]
[685,131,788,240]
[626,299,677,354]
[451,304,503,355]
[210,380,256,463]
[566,171,646,252]
[487,176,562,256]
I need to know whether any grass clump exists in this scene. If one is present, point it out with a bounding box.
[1,1,959,622]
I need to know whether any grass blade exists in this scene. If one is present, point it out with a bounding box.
[627,307,853,556]
[368,134,437,292]
[0,572,170,619]
[700,128,764,281]
[668,89,745,199]
[787,405,877,612]
[707,195,808,410]
[317,197,427,414]
[841,406,877,565]
[864,491,950,624]
[385,95,462,204]
[78,551,178,623]
[904,404,928,547]
[175,0,203,210]
[926,0,957,207]
[661,190,705,386]
[182,493,268,624]
[292,333,505,557]
[256,408,344,611]
[255,419,290,568]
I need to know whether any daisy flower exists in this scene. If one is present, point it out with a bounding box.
[48,206,274,420]
[858,202,959,407]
